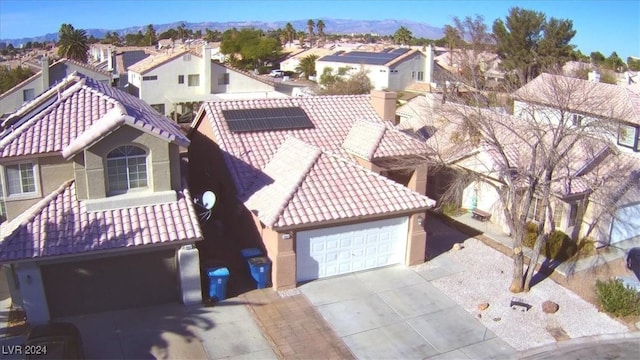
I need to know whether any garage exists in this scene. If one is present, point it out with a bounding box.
[42,248,179,318]
[296,217,409,282]
[610,203,640,245]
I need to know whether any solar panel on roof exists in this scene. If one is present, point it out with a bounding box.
[319,48,412,65]
[223,107,314,133]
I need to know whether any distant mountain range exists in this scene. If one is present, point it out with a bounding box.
[1,18,444,46]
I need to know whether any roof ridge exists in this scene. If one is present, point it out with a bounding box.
[0,180,74,244]
[269,138,323,225]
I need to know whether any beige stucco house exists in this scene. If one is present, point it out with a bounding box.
[0,73,203,323]
[189,90,436,290]
[127,45,287,122]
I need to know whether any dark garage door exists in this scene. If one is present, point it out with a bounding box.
[42,249,179,318]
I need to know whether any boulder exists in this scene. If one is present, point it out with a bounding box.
[452,243,464,251]
[542,300,559,314]
[478,302,490,311]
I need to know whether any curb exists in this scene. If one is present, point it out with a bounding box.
[518,331,640,358]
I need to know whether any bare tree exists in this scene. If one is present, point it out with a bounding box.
[409,70,634,293]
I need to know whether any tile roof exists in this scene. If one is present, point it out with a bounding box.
[128,49,190,74]
[0,73,189,159]
[0,180,202,263]
[243,137,435,228]
[342,120,385,160]
[197,95,427,196]
[512,73,640,125]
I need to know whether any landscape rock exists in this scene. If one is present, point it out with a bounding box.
[478,302,490,311]
[452,243,464,251]
[542,300,559,314]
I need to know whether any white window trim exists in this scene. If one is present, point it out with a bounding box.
[1,160,41,200]
[105,146,149,196]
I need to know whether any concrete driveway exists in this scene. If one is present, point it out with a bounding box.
[59,298,276,359]
[300,265,517,359]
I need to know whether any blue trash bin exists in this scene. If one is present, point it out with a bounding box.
[240,248,263,260]
[206,267,230,301]
[248,256,271,289]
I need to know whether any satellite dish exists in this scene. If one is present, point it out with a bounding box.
[194,191,216,221]
[201,191,216,210]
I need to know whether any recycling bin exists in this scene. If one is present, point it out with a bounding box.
[206,267,230,301]
[241,248,263,260]
[248,256,271,289]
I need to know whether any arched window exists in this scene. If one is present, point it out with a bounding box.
[106,145,148,193]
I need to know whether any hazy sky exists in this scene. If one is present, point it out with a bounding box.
[1,0,638,59]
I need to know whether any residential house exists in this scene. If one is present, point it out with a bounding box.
[279,47,336,73]
[398,75,640,248]
[315,45,436,92]
[127,45,286,122]
[0,73,203,323]
[189,90,436,290]
[0,58,111,119]
[512,72,640,155]
[92,47,152,89]
[511,72,640,246]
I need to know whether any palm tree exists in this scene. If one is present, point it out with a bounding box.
[295,54,319,79]
[393,26,413,46]
[57,23,89,62]
[298,31,306,47]
[285,22,295,46]
[316,20,325,46]
[306,19,315,47]
[443,25,461,66]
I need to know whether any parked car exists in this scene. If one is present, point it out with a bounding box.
[627,247,640,280]
[25,322,84,359]
[269,69,285,77]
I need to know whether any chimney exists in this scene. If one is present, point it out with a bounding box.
[424,44,434,85]
[107,50,115,73]
[41,57,50,89]
[371,90,398,124]
[202,44,212,94]
[588,71,600,83]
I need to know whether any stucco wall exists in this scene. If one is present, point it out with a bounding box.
[2,155,73,222]
[80,125,177,199]
[0,75,44,116]
[211,63,274,94]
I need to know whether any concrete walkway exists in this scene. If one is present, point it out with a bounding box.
[300,266,517,360]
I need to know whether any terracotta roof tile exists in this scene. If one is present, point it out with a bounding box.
[512,73,640,125]
[198,96,436,227]
[0,180,202,262]
[0,73,189,159]
[244,137,435,228]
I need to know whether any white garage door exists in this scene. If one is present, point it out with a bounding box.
[296,217,409,282]
[610,203,640,244]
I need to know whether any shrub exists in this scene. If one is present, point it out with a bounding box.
[441,203,465,216]
[545,230,576,262]
[596,279,640,317]
[576,237,597,259]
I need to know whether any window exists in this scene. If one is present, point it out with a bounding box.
[417,71,424,81]
[571,114,584,126]
[183,54,191,61]
[568,203,578,227]
[527,197,544,222]
[553,202,564,228]
[178,75,184,84]
[218,73,229,85]
[142,75,158,81]
[188,74,200,87]
[4,163,37,196]
[151,104,165,114]
[23,88,35,102]
[617,124,637,148]
[106,146,148,193]
[411,71,415,79]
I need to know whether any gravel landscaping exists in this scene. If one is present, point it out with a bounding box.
[413,238,630,351]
